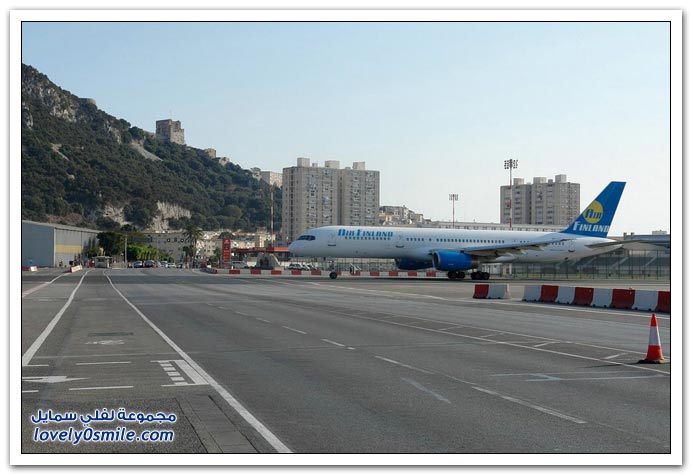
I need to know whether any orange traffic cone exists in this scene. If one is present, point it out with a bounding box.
[639,313,665,364]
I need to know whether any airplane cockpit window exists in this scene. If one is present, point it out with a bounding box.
[297,235,316,241]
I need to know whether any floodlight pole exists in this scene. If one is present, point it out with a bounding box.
[449,194,458,229]
[503,159,518,230]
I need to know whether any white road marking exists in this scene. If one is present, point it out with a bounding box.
[603,353,628,360]
[321,339,345,347]
[69,385,133,391]
[106,272,292,453]
[347,347,356,350]
[401,377,451,404]
[22,271,90,366]
[22,375,87,383]
[21,273,67,298]
[75,361,131,366]
[374,356,435,375]
[22,390,39,394]
[236,311,249,316]
[23,364,49,367]
[472,386,587,424]
[256,318,271,323]
[166,371,181,377]
[282,326,307,335]
[532,342,557,348]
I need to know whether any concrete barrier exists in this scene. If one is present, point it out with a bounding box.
[591,288,613,308]
[224,269,449,279]
[68,265,82,273]
[555,286,576,304]
[487,284,511,299]
[611,288,636,309]
[473,284,489,299]
[632,290,660,311]
[573,287,594,306]
[21,266,38,272]
[656,291,671,313]
[523,285,542,302]
[539,285,559,303]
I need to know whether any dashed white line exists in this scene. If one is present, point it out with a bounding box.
[472,386,587,424]
[374,356,434,375]
[321,339,345,347]
[75,361,131,366]
[22,390,39,394]
[402,377,451,404]
[282,326,307,335]
[255,318,271,323]
[23,364,49,367]
[69,385,133,391]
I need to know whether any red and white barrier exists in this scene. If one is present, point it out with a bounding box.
[473,284,511,299]
[68,265,82,273]
[522,284,670,312]
[21,266,38,272]
[226,269,450,279]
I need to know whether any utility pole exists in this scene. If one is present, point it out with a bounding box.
[449,194,458,229]
[503,159,518,229]
[270,184,274,245]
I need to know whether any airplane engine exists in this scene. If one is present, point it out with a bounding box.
[432,250,478,271]
[395,258,432,270]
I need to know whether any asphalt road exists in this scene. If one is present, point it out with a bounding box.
[20,268,672,455]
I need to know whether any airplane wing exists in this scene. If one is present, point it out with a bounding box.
[455,236,575,258]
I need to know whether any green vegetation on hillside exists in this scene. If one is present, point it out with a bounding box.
[21,63,281,231]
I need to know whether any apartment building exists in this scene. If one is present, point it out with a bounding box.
[282,158,380,241]
[500,174,580,226]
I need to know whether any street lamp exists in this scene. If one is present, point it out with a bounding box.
[503,159,518,229]
[449,194,459,229]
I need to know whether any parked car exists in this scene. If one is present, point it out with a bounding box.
[167,262,176,268]
[287,263,311,271]
[144,260,155,268]
[133,261,143,268]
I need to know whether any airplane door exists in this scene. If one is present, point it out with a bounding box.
[568,240,576,252]
[328,232,336,247]
[395,234,405,248]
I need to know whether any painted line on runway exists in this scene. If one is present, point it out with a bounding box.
[21,273,68,298]
[75,361,131,366]
[282,326,307,335]
[401,377,451,404]
[22,390,39,393]
[472,386,587,424]
[321,339,345,347]
[256,317,272,323]
[23,364,49,367]
[374,356,435,375]
[68,385,133,391]
[106,274,292,453]
[22,271,90,366]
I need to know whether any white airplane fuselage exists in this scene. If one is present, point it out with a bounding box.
[288,225,621,264]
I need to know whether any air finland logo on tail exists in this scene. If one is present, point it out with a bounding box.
[563,181,625,238]
[573,201,608,233]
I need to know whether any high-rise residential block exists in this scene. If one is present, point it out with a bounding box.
[282,158,380,241]
[500,174,580,226]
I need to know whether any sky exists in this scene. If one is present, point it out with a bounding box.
[20,19,672,236]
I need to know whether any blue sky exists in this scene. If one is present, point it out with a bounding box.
[21,21,670,235]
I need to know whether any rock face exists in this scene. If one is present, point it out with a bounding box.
[151,202,192,231]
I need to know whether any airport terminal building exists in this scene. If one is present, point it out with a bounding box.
[21,220,100,268]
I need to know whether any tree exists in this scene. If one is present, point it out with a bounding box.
[183,223,203,260]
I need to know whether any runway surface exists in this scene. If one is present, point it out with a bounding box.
[20,268,672,455]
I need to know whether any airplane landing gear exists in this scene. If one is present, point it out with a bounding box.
[447,271,466,280]
[470,271,490,280]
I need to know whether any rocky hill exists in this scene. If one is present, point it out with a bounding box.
[21,63,280,231]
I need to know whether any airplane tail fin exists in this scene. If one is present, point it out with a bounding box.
[562,181,626,238]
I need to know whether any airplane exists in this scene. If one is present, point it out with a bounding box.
[288,181,628,280]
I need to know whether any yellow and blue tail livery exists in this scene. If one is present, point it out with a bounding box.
[563,181,626,238]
